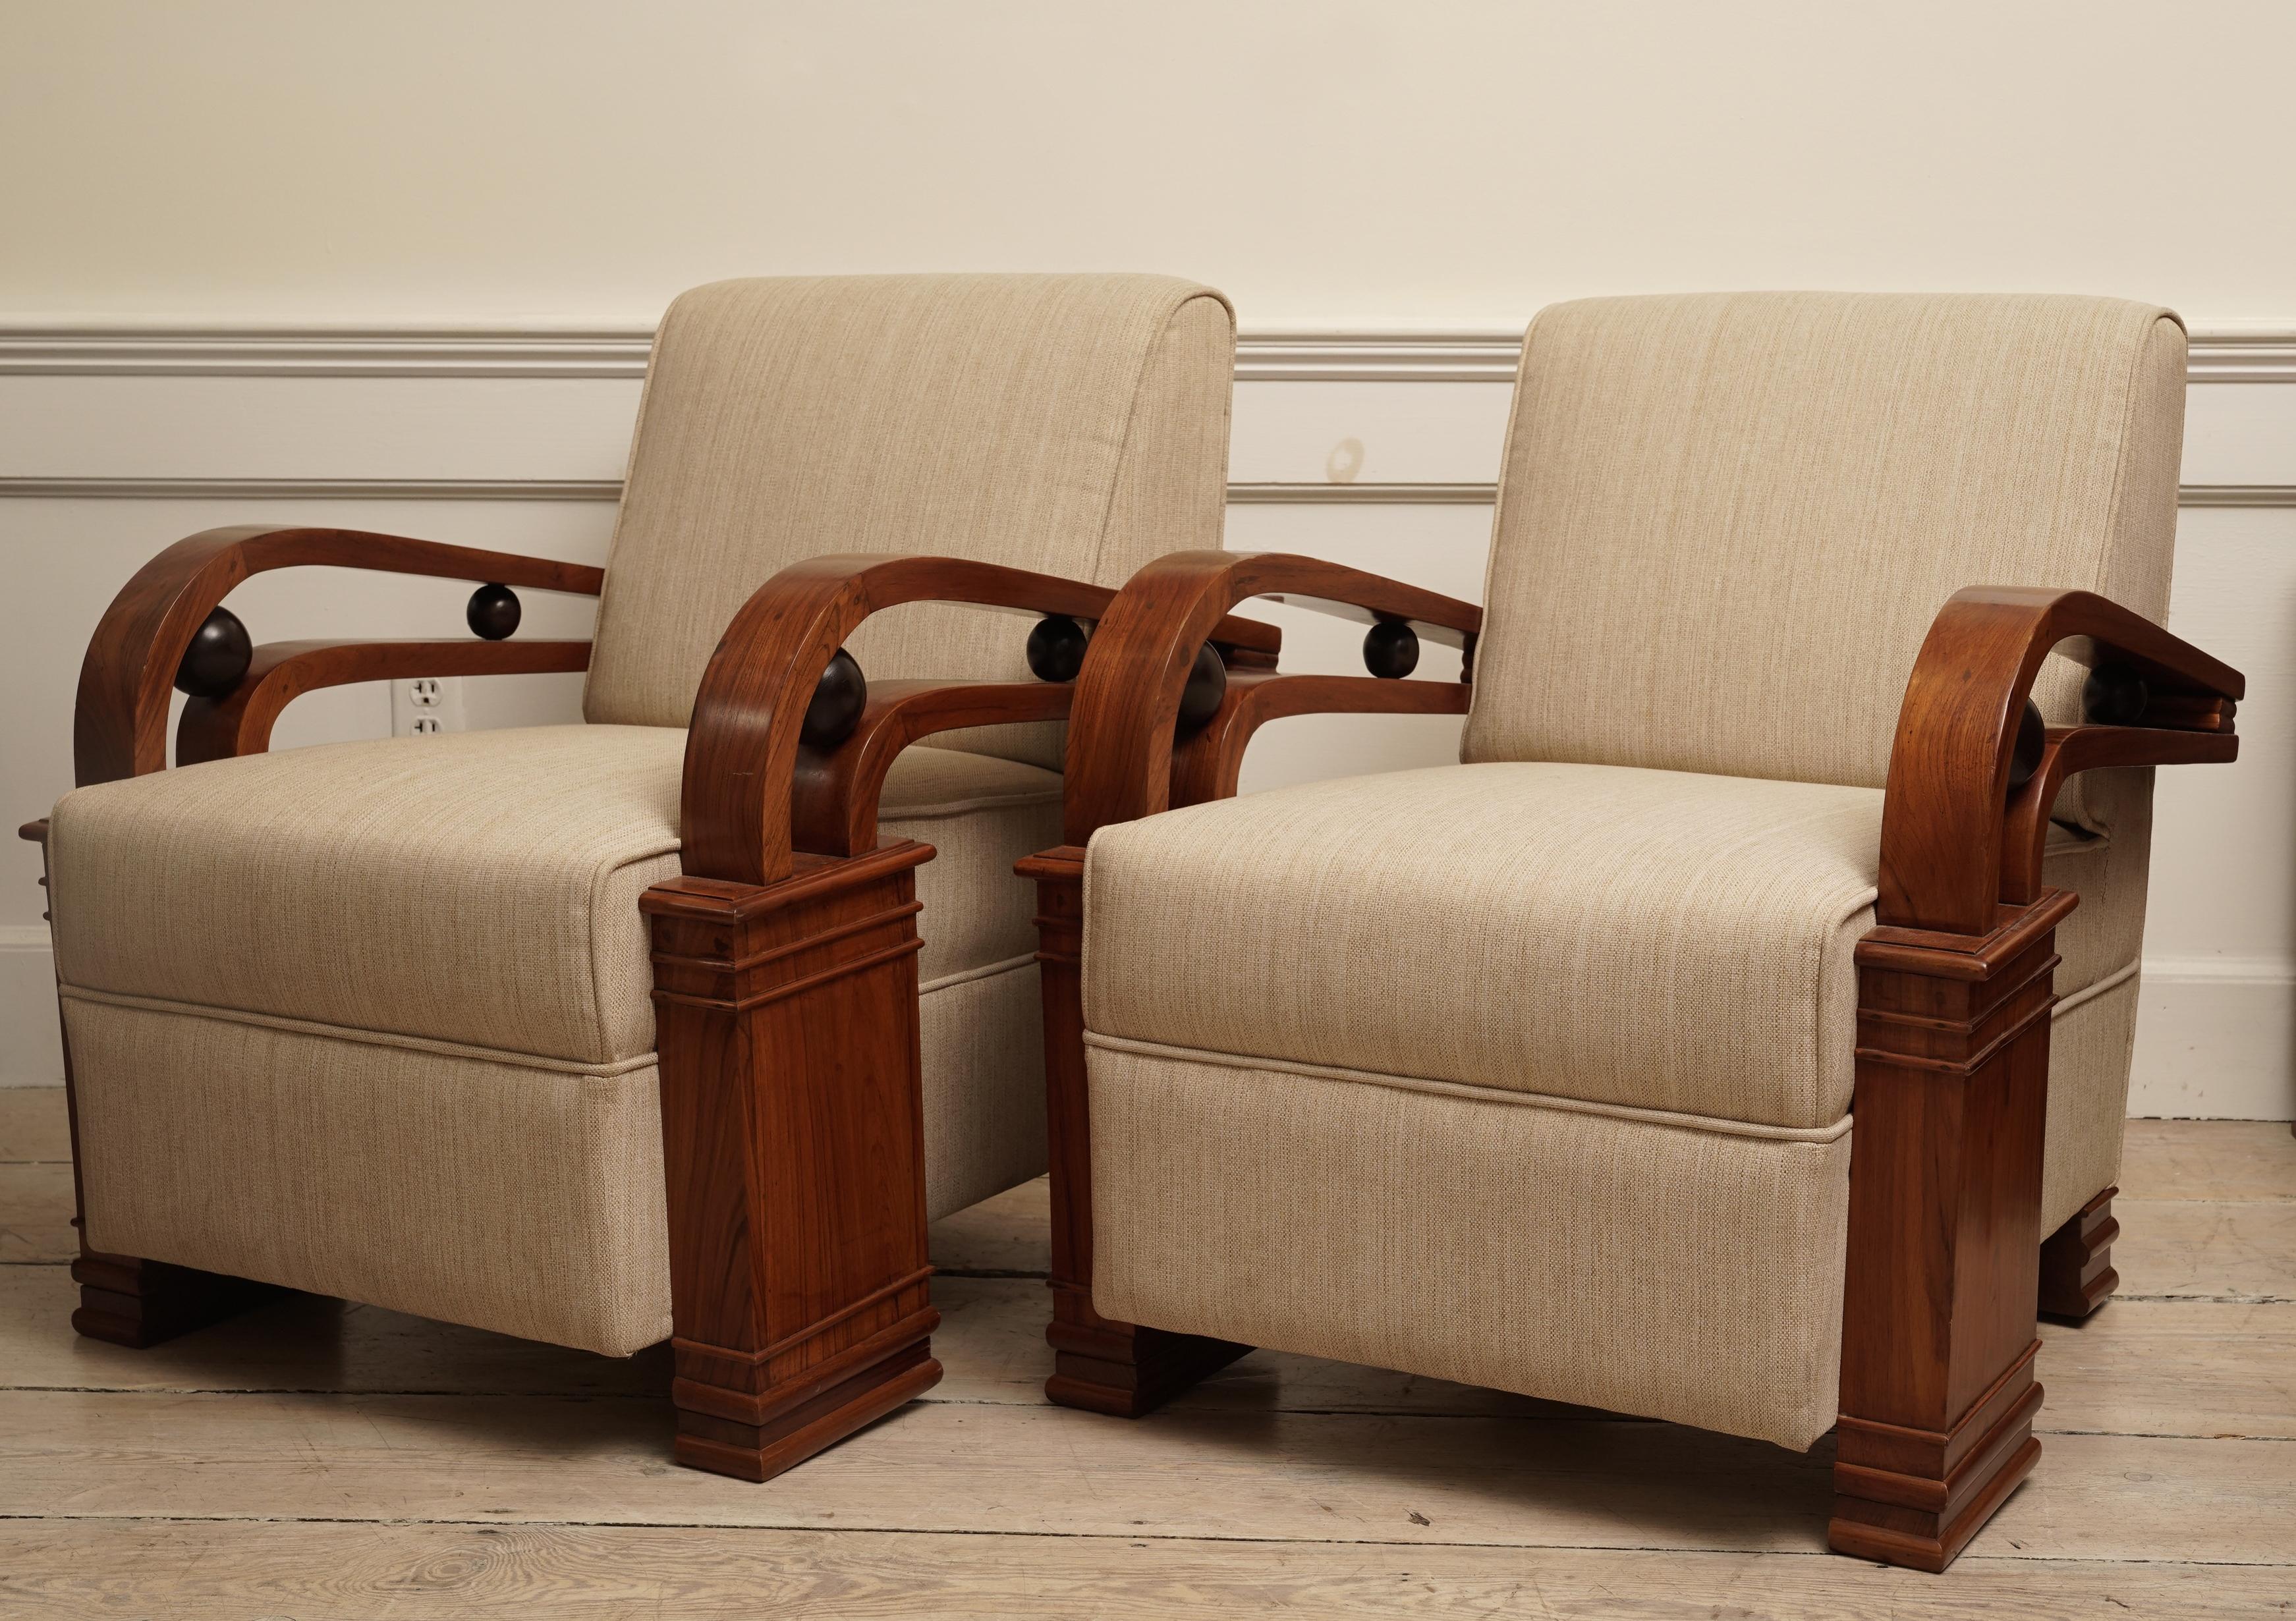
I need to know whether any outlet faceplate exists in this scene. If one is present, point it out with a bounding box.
[391,675,466,738]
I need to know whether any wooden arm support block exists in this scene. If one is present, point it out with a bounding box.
[643,844,943,1482]
[651,557,1275,1479]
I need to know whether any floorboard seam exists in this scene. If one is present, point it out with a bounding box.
[3,1387,2287,1443]
[0,1511,2291,1566]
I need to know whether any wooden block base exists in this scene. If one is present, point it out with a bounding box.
[673,1334,943,1483]
[1046,1308,1250,1419]
[2038,1186,2120,1322]
[70,1253,283,1350]
[1830,1346,2044,1572]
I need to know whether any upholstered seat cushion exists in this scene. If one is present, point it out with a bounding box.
[49,723,1061,1067]
[1084,761,2142,1132]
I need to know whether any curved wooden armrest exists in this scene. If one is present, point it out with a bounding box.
[175,638,593,767]
[681,553,1279,884]
[1171,671,1473,807]
[1998,723,2239,904]
[791,680,1074,858]
[76,525,603,787]
[1880,586,2245,934]
[1063,550,1482,839]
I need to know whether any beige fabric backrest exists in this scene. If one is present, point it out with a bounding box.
[584,274,1236,769]
[1463,293,2187,820]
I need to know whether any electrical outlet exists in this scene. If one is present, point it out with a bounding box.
[391,675,467,738]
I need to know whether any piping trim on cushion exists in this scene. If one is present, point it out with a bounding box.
[883,786,1063,823]
[2053,957,2140,1018]
[56,985,659,1078]
[919,950,1038,997]
[1083,1030,1854,1144]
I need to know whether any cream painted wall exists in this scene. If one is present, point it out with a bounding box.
[4,1,2296,324]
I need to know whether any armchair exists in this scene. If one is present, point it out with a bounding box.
[1024,292,2243,1571]
[24,272,1254,1483]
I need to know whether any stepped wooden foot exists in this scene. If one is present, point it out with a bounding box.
[673,1334,941,1483]
[1045,1288,1249,1418]
[1830,894,2071,1571]
[2038,1186,2120,1321]
[70,1251,282,1349]
[645,842,943,1483]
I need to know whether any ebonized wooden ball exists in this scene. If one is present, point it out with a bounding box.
[2006,698,2047,792]
[1026,615,1090,683]
[173,607,252,699]
[802,647,868,749]
[466,582,522,640]
[1362,618,1420,680]
[1175,643,1226,733]
[2083,665,2149,727]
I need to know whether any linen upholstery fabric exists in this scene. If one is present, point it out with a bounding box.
[64,955,1050,1357]
[49,725,1063,1065]
[1463,294,2187,832]
[1085,1036,1853,1450]
[65,995,675,1356]
[1084,761,2146,1152]
[2044,971,2143,1233]
[1080,981,2134,1446]
[584,274,1236,771]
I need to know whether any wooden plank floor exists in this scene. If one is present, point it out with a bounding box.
[0,1087,2289,1618]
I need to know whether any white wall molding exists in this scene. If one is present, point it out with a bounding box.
[0,329,658,379]
[7,476,2289,507]
[0,476,625,502]
[4,321,2293,385]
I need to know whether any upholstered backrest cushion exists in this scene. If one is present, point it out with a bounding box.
[584,274,1235,769]
[1463,293,2186,821]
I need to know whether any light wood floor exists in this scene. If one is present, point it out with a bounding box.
[1,1087,2289,1618]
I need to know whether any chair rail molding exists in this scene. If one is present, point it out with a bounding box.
[2,319,2293,383]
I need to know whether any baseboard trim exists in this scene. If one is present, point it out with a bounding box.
[0,925,61,1086]
[2128,957,2295,1120]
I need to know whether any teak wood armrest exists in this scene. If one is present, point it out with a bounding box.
[176,638,594,766]
[679,553,1281,884]
[1059,549,1482,836]
[789,678,1073,858]
[1171,670,1472,806]
[1878,586,2244,935]
[76,525,605,787]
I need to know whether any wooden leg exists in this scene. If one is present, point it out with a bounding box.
[643,842,944,1483]
[1021,847,1248,1418]
[70,1252,281,1348]
[2038,1187,2121,1321]
[1830,891,2075,1572]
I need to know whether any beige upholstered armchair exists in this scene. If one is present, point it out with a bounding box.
[24,272,1257,1482]
[1021,293,2243,1571]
